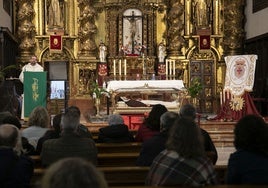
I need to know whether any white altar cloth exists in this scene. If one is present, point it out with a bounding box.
[107,80,184,92]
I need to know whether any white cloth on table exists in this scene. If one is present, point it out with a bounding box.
[107,80,184,92]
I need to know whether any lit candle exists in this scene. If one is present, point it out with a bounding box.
[124,59,127,76]
[223,89,225,103]
[119,59,122,75]
[220,91,222,106]
[169,61,172,76]
[165,61,168,76]
[113,60,116,76]
[173,61,176,76]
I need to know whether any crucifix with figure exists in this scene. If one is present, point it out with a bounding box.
[124,11,142,54]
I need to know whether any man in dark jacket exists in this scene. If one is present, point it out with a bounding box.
[97,114,135,143]
[0,124,34,187]
[41,106,97,167]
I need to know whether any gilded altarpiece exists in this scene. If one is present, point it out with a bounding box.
[14,0,245,114]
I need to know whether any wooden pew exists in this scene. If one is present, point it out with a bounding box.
[31,165,228,187]
[30,152,140,167]
[99,166,150,186]
[91,130,138,141]
[96,142,142,153]
[98,152,139,167]
[31,150,215,168]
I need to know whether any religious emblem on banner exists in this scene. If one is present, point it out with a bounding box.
[32,78,39,101]
[157,63,166,75]
[234,59,245,78]
[197,28,211,51]
[98,63,108,76]
[49,35,62,52]
[199,35,211,50]
[229,96,245,111]
[224,55,257,96]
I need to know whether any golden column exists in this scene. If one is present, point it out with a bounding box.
[78,0,97,57]
[16,0,36,61]
[166,0,185,57]
[222,0,246,55]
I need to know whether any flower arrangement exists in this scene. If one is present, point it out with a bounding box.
[188,77,203,98]
[91,81,109,99]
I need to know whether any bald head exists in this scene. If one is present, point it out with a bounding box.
[0,124,19,148]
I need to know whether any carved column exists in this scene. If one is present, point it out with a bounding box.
[166,0,185,56]
[223,0,245,55]
[78,0,97,57]
[16,0,36,60]
[107,10,119,57]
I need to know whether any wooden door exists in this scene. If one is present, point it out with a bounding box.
[189,60,215,113]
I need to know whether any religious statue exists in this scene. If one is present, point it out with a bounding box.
[158,42,166,63]
[193,0,209,28]
[99,42,107,62]
[47,0,64,28]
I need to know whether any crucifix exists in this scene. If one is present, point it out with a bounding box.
[124,11,142,54]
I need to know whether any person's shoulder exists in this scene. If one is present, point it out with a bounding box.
[143,133,166,147]
[42,138,60,146]
[20,154,34,163]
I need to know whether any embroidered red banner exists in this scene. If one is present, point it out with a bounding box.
[49,35,62,52]
[199,35,211,50]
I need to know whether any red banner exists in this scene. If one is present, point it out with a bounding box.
[49,35,62,52]
[199,35,211,51]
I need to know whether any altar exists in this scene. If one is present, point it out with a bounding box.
[107,80,185,114]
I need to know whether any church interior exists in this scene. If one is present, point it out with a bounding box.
[0,0,267,122]
[1,0,268,187]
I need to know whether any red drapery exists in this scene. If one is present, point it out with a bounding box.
[211,92,261,121]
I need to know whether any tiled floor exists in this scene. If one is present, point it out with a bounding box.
[216,146,236,166]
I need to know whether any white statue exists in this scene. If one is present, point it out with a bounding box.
[158,42,166,62]
[99,42,107,62]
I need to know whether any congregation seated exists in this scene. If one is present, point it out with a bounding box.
[227,114,268,185]
[97,114,135,143]
[136,111,179,166]
[41,157,108,188]
[135,104,167,142]
[41,106,97,167]
[145,117,218,186]
[2,114,35,155]
[179,104,218,164]
[0,124,34,187]
[36,107,93,155]
[22,106,50,150]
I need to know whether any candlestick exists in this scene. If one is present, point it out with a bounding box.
[223,89,225,103]
[169,61,172,76]
[165,61,168,76]
[113,60,116,76]
[173,61,176,76]
[220,91,222,106]
[119,59,122,75]
[124,59,127,76]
